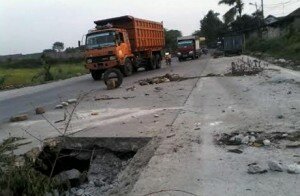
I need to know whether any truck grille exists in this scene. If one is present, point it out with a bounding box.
[87,55,112,63]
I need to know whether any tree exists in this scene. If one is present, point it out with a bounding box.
[52,42,64,52]
[230,14,263,33]
[200,10,225,45]
[164,29,182,52]
[219,0,244,24]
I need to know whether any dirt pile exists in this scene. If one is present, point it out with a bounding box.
[229,58,266,76]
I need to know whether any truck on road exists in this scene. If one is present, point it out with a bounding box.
[222,35,244,55]
[84,15,165,80]
[177,36,201,61]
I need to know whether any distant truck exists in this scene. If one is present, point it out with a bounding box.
[177,36,201,61]
[83,16,165,80]
[222,35,245,55]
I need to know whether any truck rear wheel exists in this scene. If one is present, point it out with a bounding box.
[148,56,156,70]
[155,55,161,69]
[90,70,103,81]
[121,58,133,77]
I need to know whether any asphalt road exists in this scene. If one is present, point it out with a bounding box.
[0,57,208,123]
[1,55,300,195]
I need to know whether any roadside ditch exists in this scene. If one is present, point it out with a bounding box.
[1,136,161,196]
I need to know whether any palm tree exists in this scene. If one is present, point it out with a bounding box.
[219,0,244,24]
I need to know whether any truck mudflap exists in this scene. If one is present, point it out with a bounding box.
[85,60,119,70]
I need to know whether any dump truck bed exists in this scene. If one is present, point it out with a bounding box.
[94,15,164,52]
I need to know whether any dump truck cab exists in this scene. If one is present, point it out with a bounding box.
[85,27,133,80]
[177,36,201,61]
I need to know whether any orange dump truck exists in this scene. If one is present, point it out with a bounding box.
[84,15,165,80]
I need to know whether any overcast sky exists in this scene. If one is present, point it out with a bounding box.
[0,0,299,55]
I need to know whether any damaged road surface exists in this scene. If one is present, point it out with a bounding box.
[1,55,300,196]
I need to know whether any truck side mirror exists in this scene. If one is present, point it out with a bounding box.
[78,40,81,47]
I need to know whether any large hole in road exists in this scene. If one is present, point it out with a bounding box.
[33,137,157,194]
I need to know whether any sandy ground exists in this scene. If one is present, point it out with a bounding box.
[0,55,299,195]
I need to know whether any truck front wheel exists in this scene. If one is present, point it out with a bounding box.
[90,70,103,81]
[121,58,133,77]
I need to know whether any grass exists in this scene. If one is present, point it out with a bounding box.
[0,62,88,89]
[246,31,300,62]
[0,137,60,196]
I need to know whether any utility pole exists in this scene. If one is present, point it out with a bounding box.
[261,0,264,18]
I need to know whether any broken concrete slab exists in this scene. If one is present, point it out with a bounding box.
[10,114,28,122]
[287,164,300,174]
[67,99,77,104]
[247,164,268,174]
[35,107,45,115]
[268,161,284,172]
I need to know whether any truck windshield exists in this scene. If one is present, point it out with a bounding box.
[86,31,116,49]
[178,40,193,47]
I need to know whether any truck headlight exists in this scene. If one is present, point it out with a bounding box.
[109,56,117,61]
[189,51,194,55]
[86,59,92,63]
[177,52,181,56]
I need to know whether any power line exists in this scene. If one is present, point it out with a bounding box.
[264,0,299,8]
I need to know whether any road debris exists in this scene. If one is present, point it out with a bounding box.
[95,95,120,101]
[154,87,163,92]
[137,73,192,86]
[277,115,284,119]
[35,107,45,115]
[106,79,117,90]
[229,58,265,76]
[55,104,63,109]
[286,141,300,148]
[287,163,300,174]
[94,95,136,101]
[215,131,300,148]
[67,99,77,104]
[268,161,284,172]
[247,163,268,174]
[10,114,28,122]
[263,139,271,146]
[103,68,123,90]
[54,169,81,185]
[227,148,243,154]
[166,134,176,138]
[61,101,69,107]
[126,86,136,91]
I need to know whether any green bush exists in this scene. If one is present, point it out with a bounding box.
[0,76,5,88]
[0,137,60,196]
[246,31,300,61]
[0,58,42,69]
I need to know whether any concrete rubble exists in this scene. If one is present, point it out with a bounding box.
[10,114,28,122]
[35,107,46,114]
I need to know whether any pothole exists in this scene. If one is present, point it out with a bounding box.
[30,137,157,195]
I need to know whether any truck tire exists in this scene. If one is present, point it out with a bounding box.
[148,56,156,70]
[178,58,182,62]
[90,70,103,80]
[121,58,133,77]
[155,55,161,69]
[103,68,123,88]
